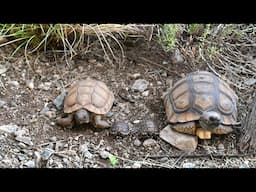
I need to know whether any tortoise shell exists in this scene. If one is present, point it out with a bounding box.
[164,71,238,126]
[64,79,114,114]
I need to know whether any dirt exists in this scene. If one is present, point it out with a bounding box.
[0,37,255,168]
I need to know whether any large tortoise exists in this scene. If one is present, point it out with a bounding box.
[57,78,114,128]
[163,71,239,139]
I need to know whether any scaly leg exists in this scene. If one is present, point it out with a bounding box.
[93,115,110,129]
[56,114,73,127]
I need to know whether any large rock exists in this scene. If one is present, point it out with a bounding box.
[160,125,198,152]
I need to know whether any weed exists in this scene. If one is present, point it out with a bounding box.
[158,24,183,52]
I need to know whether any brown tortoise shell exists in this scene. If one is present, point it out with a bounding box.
[164,71,238,126]
[64,78,114,115]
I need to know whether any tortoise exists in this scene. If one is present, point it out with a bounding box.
[56,78,114,128]
[163,71,239,139]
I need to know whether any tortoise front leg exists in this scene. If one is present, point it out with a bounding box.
[212,125,233,135]
[93,114,110,129]
[56,114,74,127]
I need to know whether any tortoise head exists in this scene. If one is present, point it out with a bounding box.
[199,111,221,130]
[74,109,90,125]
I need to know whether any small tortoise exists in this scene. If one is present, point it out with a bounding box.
[163,71,239,139]
[57,78,114,128]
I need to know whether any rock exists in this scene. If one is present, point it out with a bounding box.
[159,125,198,152]
[15,136,33,146]
[132,162,142,168]
[143,120,158,135]
[0,63,8,74]
[161,71,168,77]
[14,129,28,137]
[18,142,27,148]
[0,36,7,44]
[50,122,55,126]
[7,80,20,88]
[142,90,149,97]
[157,81,163,85]
[133,139,142,147]
[0,124,19,134]
[106,111,114,118]
[24,160,35,168]
[132,79,149,92]
[88,59,97,64]
[110,121,130,136]
[78,66,84,73]
[129,73,141,79]
[53,90,68,110]
[34,151,42,168]
[55,141,64,152]
[172,49,184,64]
[49,136,57,142]
[217,143,225,154]
[40,106,50,114]
[26,79,34,90]
[38,82,51,91]
[132,120,140,124]
[44,111,56,119]
[182,162,195,168]
[143,139,158,148]
[41,148,54,160]
[18,155,26,161]
[99,150,110,159]
[79,143,93,159]
[0,100,6,108]
[159,157,169,162]
[239,160,250,168]
[162,61,168,65]
[244,78,256,86]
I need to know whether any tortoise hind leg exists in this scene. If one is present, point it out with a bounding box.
[93,115,110,129]
[56,114,74,127]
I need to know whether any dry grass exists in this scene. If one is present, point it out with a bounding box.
[0,24,155,64]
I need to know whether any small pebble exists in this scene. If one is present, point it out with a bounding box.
[26,79,34,90]
[38,82,51,91]
[132,79,149,92]
[8,80,20,88]
[99,150,110,159]
[44,111,56,119]
[41,148,54,160]
[0,124,19,134]
[15,136,33,146]
[142,90,149,97]
[159,157,169,162]
[106,111,114,118]
[133,120,140,124]
[132,162,142,168]
[143,139,158,148]
[0,100,6,108]
[88,59,97,64]
[182,162,195,168]
[129,73,141,79]
[53,90,68,110]
[49,136,57,142]
[110,121,130,136]
[24,160,35,168]
[18,142,27,148]
[14,129,28,137]
[133,139,142,147]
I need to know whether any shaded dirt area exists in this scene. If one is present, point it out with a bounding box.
[0,37,255,168]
